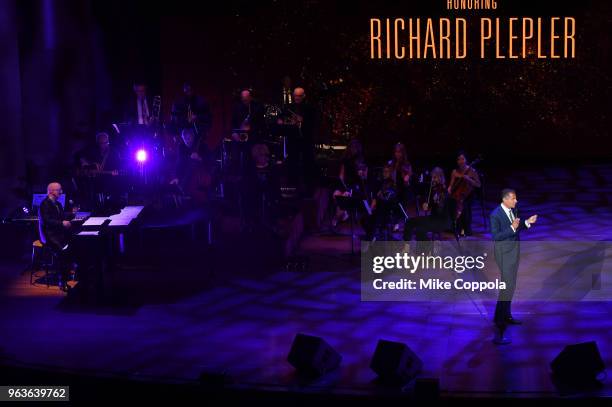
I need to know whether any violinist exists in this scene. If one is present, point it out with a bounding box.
[388,142,412,191]
[403,167,451,241]
[388,142,413,230]
[339,139,364,189]
[352,162,379,240]
[365,164,398,239]
[448,152,481,236]
[331,139,364,228]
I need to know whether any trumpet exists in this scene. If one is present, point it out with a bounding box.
[187,104,195,124]
[187,104,200,135]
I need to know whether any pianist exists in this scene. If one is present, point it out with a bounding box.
[39,182,73,289]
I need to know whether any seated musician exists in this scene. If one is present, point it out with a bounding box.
[38,182,74,289]
[403,167,452,241]
[77,132,122,176]
[241,144,281,231]
[388,142,413,230]
[169,128,211,198]
[350,162,381,241]
[74,132,123,209]
[388,142,412,191]
[366,164,398,239]
[332,139,364,227]
[448,151,481,236]
[231,88,265,143]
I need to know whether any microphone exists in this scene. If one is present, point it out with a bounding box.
[513,205,521,228]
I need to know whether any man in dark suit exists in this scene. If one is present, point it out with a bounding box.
[124,81,153,126]
[171,82,212,141]
[490,188,538,344]
[39,182,75,290]
[38,182,72,253]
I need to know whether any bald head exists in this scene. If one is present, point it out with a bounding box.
[293,87,305,104]
[240,89,252,105]
[47,182,62,200]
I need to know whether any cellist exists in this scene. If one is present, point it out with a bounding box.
[448,152,481,237]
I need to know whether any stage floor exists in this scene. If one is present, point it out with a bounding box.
[1,164,611,398]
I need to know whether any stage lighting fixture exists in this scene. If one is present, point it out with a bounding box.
[135,149,147,163]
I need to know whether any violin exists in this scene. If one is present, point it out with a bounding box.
[422,180,446,214]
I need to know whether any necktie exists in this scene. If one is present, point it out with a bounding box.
[508,209,514,222]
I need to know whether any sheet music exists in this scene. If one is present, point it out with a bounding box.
[83,217,110,226]
[107,206,144,227]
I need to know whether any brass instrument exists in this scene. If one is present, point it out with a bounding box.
[284,108,302,128]
[151,95,161,124]
[282,87,293,106]
[239,113,251,141]
[187,103,200,136]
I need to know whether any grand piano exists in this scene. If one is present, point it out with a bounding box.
[70,206,145,304]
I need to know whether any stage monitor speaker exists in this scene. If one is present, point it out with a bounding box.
[551,341,605,383]
[370,339,423,384]
[287,333,342,377]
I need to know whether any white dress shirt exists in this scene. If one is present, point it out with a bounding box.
[137,97,149,125]
[501,204,531,232]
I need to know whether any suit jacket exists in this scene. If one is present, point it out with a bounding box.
[490,205,528,242]
[123,96,153,125]
[38,196,67,251]
[172,95,212,134]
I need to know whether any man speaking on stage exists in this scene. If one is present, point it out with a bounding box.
[490,188,538,344]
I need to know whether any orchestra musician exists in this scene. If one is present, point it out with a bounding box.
[367,164,398,239]
[170,128,212,203]
[231,88,265,143]
[279,87,318,193]
[388,142,413,193]
[351,162,380,241]
[74,132,122,209]
[448,151,481,236]
[388,142,413,230]
[171,82,212,141]
[125,80,154,126]
[241,144,281,232]
[332,139,364,227]
[77,132,122,176]
[403,167,452,241]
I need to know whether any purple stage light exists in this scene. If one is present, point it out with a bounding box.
[136,149,147,163]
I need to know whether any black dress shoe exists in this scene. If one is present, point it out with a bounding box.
[506,317,522,325]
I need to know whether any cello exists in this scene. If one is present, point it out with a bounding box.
[449,157,481,221]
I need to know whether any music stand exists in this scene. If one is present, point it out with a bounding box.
[335,195,365,255]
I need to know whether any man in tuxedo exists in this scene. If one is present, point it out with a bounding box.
[125,81,153,126]
[490,188,537,344]
[171,82,212,141]
[281,87,318,194]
